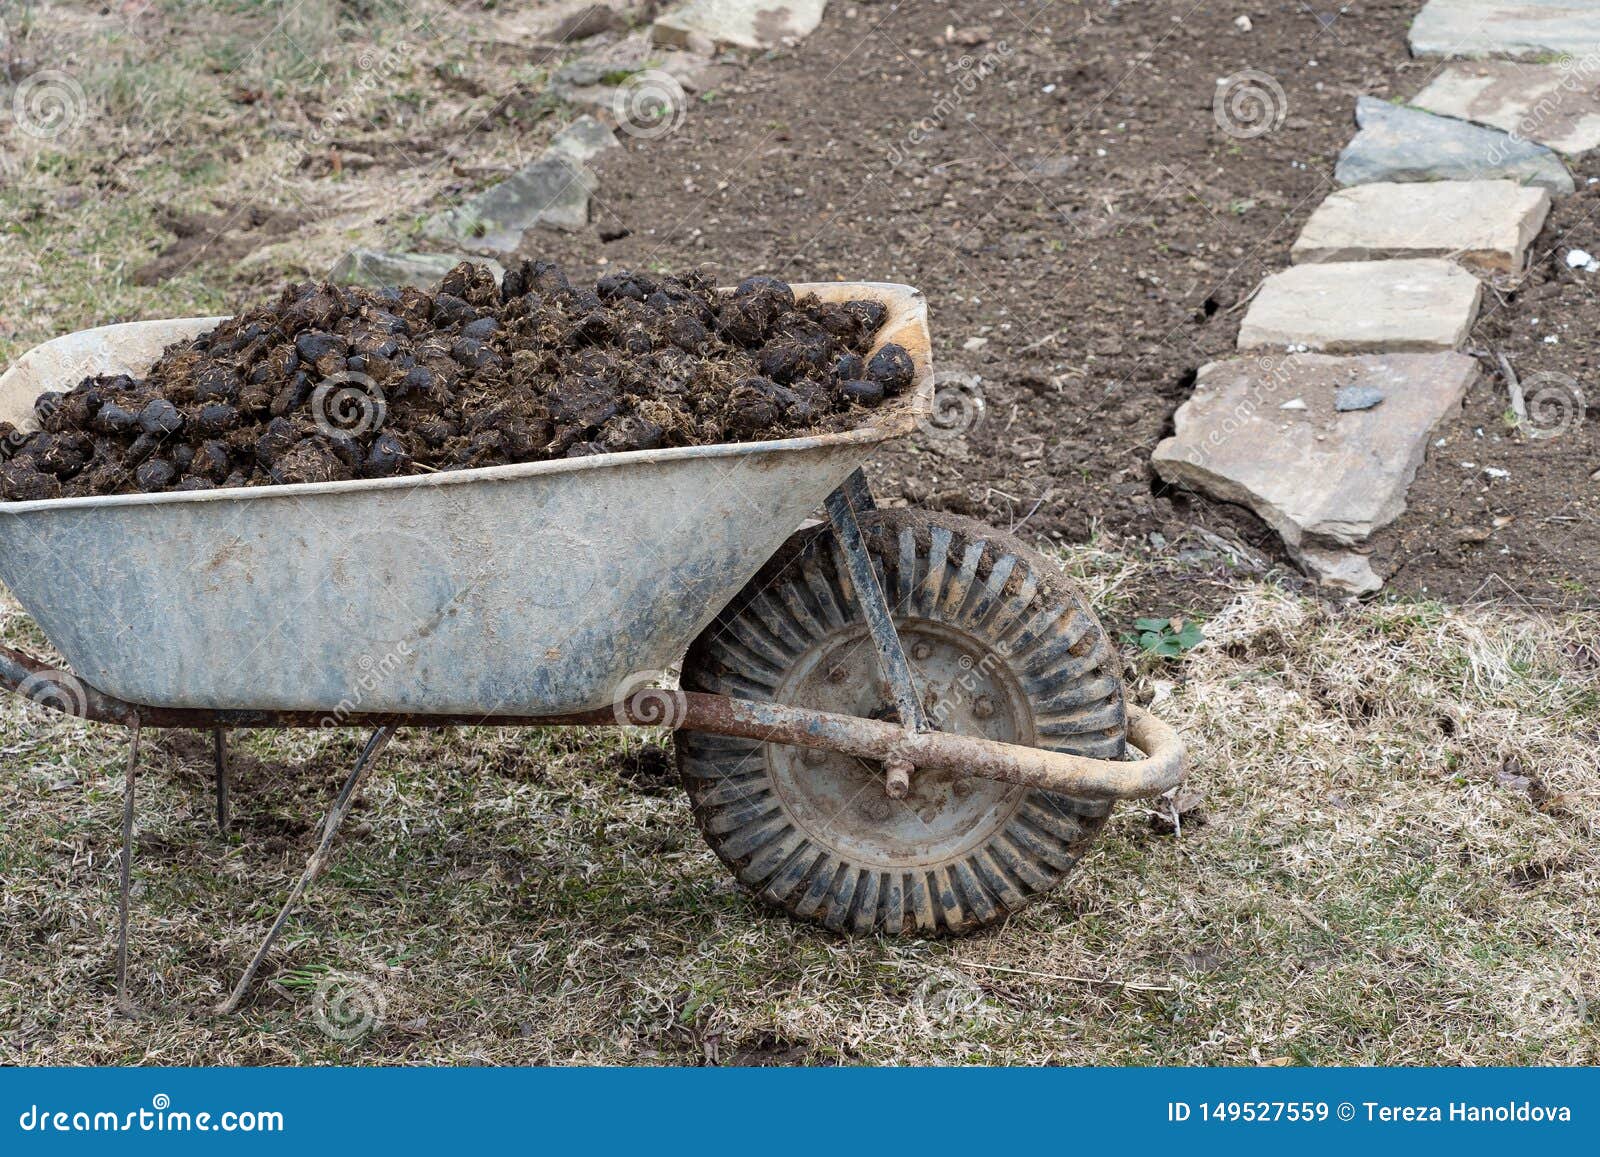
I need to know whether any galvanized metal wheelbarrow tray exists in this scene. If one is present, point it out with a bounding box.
[0,282,1184,1015]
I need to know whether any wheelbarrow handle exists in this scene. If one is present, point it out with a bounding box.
[0,643,1184,802]
[662,692,1185,802]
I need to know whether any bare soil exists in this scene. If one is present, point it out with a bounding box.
[520,0,1600,614]
[0,265,907,499]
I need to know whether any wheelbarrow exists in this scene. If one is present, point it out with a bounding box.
[0,281,1185,1015]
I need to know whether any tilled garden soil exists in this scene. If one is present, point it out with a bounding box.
[529,0,1600,613]
[0,264,908,499]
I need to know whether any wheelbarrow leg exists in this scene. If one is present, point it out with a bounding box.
[216,726,395,1014]
[115,719,143,1017]
[211,728,230,835]
[824,469,927,798]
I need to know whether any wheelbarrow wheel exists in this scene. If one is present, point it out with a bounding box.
[675,507,1127,935]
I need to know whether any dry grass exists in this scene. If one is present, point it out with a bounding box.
[2,550,1596,1066]
[0,0,581,364]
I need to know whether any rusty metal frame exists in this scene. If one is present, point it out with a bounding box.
[825,471,928,740]
[0,642,1183,801]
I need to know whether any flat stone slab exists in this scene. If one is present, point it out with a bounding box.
[652,0,828,50]
[329,249,505,289]
[1152,352,1479,592]
[1238,259,1482,353]
[1410,0,1600,59]
[1290,180,1551,272]
[551,31,719,112]
[1413,61,1600,156]
[1335,97,1573,194]
[423,153,597,251]
[548,115,620,164]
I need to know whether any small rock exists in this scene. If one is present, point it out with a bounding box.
[549,4,624,42]
[1334,385,1384,412]
[962,336,989,352]
[548,115,620,165]
[554,59,611,87]
[1280,397,1308,411]
[946,24,992,45]
[1299,545,1383,595]
[1234,14,1253,30]
[330,249,505,290]
[652,0,828,50]
[1028,156,1077,178]
[1566,248,1600,272]
[423,153,598,250]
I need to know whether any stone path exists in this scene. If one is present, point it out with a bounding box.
[1153,353,1478,594]
[1410,0,1600,60]
[1335,96,1574,193]
[1157,0,1589,593]
[1290,180,1550,272]
[1412,60,1600,156]
[331,1,826,286]
[1238,260,1483,353]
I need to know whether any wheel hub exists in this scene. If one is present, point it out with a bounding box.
[767,620,1032,869]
